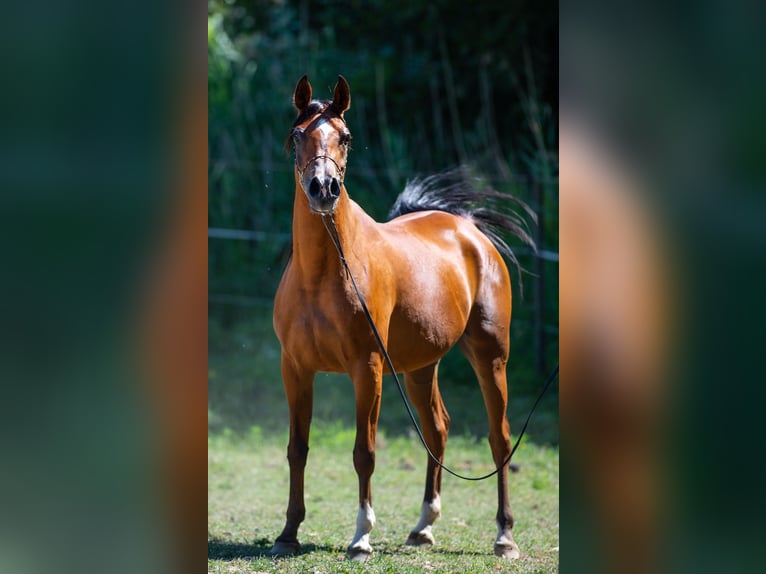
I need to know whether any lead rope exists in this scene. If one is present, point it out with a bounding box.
[321,213,559,481]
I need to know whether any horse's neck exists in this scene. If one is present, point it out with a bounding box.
[291,185,365,282]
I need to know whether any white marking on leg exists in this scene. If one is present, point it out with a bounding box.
[496,522,513,545]
[407,495,441,545]
[494,520,520,558]
[349,501,376,554]
[414,495,441,532]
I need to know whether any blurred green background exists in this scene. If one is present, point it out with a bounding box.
[208,0,558,443]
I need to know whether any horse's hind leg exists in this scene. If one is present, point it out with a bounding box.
[459,330,520,559]
[403,362,450,547]
[272,358,314,556]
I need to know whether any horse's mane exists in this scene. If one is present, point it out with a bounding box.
[388,167,537,288]
[293,100,328,126]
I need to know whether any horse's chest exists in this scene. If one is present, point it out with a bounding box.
[274,282,363,371]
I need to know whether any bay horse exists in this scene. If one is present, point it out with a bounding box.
[271,75,535,561]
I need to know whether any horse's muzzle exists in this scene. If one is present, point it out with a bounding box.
[306,175,341,213]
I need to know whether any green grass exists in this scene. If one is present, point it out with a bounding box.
[208,429,558,573]
[209,308,558,572]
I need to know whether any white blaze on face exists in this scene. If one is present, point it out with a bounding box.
[305,118,340,185]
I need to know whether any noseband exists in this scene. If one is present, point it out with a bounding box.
[295,155,346,184]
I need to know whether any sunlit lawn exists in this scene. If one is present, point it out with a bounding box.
[209,427,558,573]
[209,310,558,573]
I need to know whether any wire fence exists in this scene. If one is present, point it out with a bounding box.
[208,227,558,261]
[209,226,558,375]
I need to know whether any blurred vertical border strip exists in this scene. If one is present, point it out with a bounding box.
[561,2,766,574]
[138,1,209,573]
[0,1,208,574]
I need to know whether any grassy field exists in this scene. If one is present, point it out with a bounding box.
[209,428,558,573]
[209,308,558,572]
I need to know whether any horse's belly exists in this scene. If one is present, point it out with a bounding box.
[274,267,470,374]
[385,306,466,372]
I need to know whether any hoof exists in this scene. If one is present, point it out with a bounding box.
[405,530,435,547]
[271,539,300,556]
[494,540,520,559]
[346,547,372,562]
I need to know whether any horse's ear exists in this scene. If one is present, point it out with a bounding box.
[332,75,351,114]
[293,75,312,112]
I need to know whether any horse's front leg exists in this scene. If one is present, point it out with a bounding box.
[346,355,383,561]
[272,358,314,556]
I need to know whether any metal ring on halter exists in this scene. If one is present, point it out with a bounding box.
[295,155,346,183]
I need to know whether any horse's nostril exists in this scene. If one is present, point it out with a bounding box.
[330,178,341,198]
[308,177,321,198]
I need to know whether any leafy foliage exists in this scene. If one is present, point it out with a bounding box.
[208,0,558,380]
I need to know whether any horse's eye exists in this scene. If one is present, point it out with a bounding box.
[291,129,304,144]
[340,132,352,146]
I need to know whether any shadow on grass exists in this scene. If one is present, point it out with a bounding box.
[208,538,494,562]
[208,538,273,559]
[208,537,343,560]
[375,544,488,558]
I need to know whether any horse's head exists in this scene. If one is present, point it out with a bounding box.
[288,75,352,214]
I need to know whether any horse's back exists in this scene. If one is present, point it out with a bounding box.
[381,210,513,366]
[384,210,510,290]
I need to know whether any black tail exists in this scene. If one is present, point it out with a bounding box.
[388,167,537,289]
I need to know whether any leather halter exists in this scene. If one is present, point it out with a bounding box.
[295,154,346,184]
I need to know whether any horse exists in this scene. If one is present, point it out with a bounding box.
[271,74,535,561]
